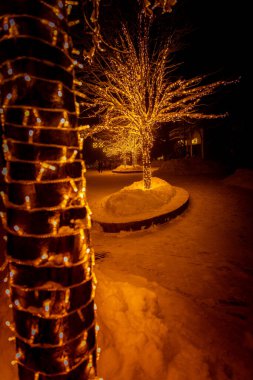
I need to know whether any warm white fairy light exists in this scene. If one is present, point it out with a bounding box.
[63,356,70,372]
[13,225,22,235]
[30,322,38,342]
[49,216,59,234]
[43,300,51,317]
[24,74,31,82]
[28,129,34,143]
[59,331,64,344]
[0,191,7,204]
[77,309,85,322]
[0,211,7,224]
[40,251,48,260]
[14,299,20,308]
[70,149,78,161]
[36,167,45,181]
[70,179,78,192]
[2,167,7,176]
[65,289,70,304]
[61,193,69,207]
[10,270,15,278]
[63,255,69,264]
[25,195,31,209]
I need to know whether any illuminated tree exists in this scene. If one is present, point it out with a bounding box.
[82,21,236,189]
[0,1,98,379]
[94,129,141,167]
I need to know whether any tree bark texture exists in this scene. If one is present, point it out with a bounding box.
[0,1,97,379]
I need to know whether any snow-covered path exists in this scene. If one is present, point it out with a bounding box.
[1,170,253,379]
[86,170,253,380]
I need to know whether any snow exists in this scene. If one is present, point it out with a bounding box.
[113,165,143,173]
[96,270,168,380]
[154,158,225,176]
[1,169,253,379]
[223,169,253,190]
[103,177,175,217]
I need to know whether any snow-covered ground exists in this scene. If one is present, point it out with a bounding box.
[103,177,175,217]
[112,164,143,173]
[1,168,253,379]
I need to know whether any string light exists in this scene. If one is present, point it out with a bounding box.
[69,149,78,161]
[24,74,31,81]
[0,211,7,225]
[1,167,7,176]
[14,299,20,308]
[49,216,59,234]
[43,300,51,317]
[30,322,39,343]
[59,331,64,344]
[9,270,15,278]
[25,195,31,209]
[70,179,78,192]
[13,225,22,235]
[61,193,69,207]
[0,191,7,205]
[40,250,48,260]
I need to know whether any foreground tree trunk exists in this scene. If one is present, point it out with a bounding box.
[0,1,97,379]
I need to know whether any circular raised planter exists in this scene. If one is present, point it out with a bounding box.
[92,186,189,233]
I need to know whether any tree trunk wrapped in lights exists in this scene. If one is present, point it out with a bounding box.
[141,130,153,190]
[0,1,98,379]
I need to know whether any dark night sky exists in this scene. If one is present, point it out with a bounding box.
[172,1,249,166]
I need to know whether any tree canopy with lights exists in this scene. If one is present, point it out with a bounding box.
[94,128,141,167]
[81,19,235,189]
